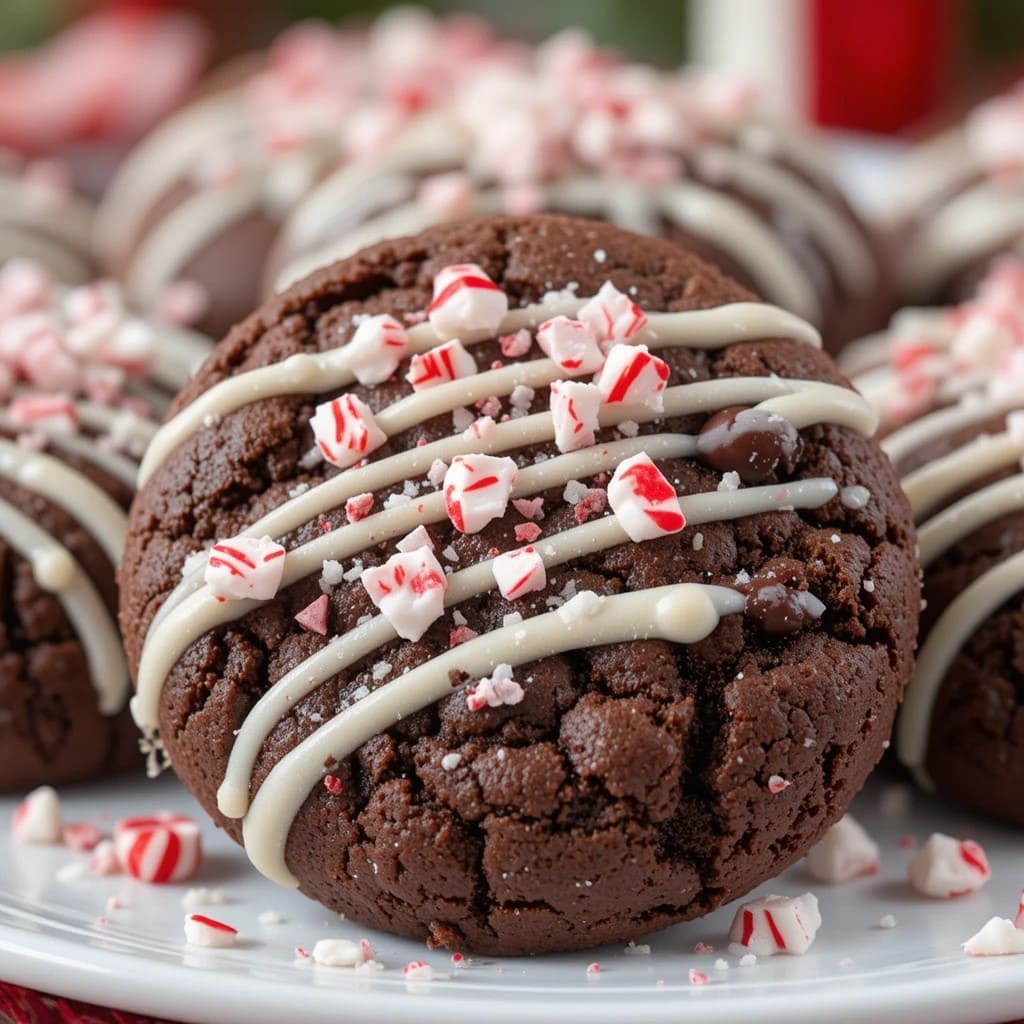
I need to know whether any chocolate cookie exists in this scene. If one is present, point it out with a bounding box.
[121,214,917,955]
[843,257,1024,826]
[271,53,891,355]
[0,260,209,792]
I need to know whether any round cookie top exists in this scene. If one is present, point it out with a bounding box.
[121,215,917,954]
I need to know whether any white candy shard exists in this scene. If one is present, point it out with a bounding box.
[549,379,602,452]
[407,338,477,390]
[396,524,434,553]
[608,452,685,542]
[535,316,604,375]
[184,914,237,948]
[805,814,880,883]
[492,545,547,600]
[596,343,669,410]
[205,536,286,602]
[360,546,447,641]
[310,393,387,468]
[908,833,991,899]
[963,917,1024,957]
[11,786,63,844]
[577,281,648,343]
[443,454,517,533]
[344,314,408,385]
[313,938,366,967]
[728,893,822,956]
[427,263,508,340]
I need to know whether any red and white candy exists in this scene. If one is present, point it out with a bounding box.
[114,813,202,884]
[550,379,602,452]
[608,452,685,542]
[728,893,822,956]
[908,833,991,898]
[360,546,447,641]
[577,281,648,344]
[536,316,604,375]
[466,663,524,711]
[492,545,547,600]
[310,393,387,468]
[11,785,63,845]
[407,338,477,390]
[963,917,1024,957]
[596,343,669,410]
[184,914,237,948]
[9,393,78,434]
[427,263,508,340]
[443,454,517,533]
[345,314,409,385]
[805,814,880,884]
[205,535,286,602]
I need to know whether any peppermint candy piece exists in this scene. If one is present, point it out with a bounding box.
[311,393,387,469]
[728,893,822,956]
[184,914,238,948]
[443,454,517,534]
[205,536,286,602]
[908,833,991,898]
[11,785,62,845]
[295,594,329,635]
[9,393,78,434]
[536,316,604,375]
[361,546,447,641]
[407,338,477,391]
[427,263,508,340]
[492,545,547,600]
[596,343,669,410]
[578,281,648,343]
[114,813,202,884]
[466,664,524,712]
[313,938,367,967]
[550,379,602,452]
[608,452,685,542]
[805,814,880,884]
[345,314,409,385]
[963,917,1024,957]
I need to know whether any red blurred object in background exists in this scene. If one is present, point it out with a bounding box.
[809,0,956,133]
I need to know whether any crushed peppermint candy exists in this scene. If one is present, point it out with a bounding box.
[596,343,669,410]
[500,328,532,358]
[427,264,508,340]
[408,338,479,391]
[295,594,329,635]
[205,536,286,602]
[549,379,602,452]
[11,786,63,844]
[578,281,648,343]
[908,833,991,898]
[343,313,408,385]
[443,454,517,533]
[806,814,880,883]
[466,664,523,711]
[361,546,447,641]
[310,394,386,469]
[728,893,822,956]
[441,753,462,771]
[345,492,374,522]
[402,959,435,980]
[396,524,435,552]
[492,545,547,599]
[536,315,604,375]
[963,917,1024,957]
[608,452,685,542]
[184,914,237,948]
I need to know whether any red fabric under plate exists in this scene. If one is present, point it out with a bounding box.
[0,983,177,1024]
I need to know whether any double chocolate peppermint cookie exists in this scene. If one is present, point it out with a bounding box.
[121,215,918,955]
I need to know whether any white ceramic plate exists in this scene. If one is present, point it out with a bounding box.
[1,774,1023,1024]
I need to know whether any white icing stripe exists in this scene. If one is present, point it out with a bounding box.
[882,399,1016,467]
[0,224,92,285]
[137,298,822,485]
[240,583,747,886]
[213,474,837,821]
[919,473,1024,570]
[0,440,127,566]
[897,547,1024,788]
[136,375,871,717]
[902,432,1023,521]
[144,373,862,645]
[0,496,129,714]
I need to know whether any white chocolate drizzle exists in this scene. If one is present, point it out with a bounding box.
[242,584,747,886]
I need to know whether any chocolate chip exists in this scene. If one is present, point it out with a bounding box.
[696,406,800,483]
[744,577,822,635]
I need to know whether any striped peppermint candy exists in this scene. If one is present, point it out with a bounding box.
[8,393,78,434]
[311,393,387,468]
[578,281,648,344]
[729,893,822,956]
[908,833,991,898]
[536,316,604,375]
[443,454,517,534]
[492,545,547,600]
[184,913,238,948]
[805,814,880,884]
[608,452,685,542]
[466,664,523,712]
[427,263,508,340]
[114,813,202,884]
[345,314,409,385]
[361,546,447,641]
[595,343,669,410]
[205,535,286,602]
[11,785,62,845]
[549,379,602,452]
[407,338,477,391]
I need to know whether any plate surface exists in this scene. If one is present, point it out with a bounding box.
[1,775,1022,1024]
